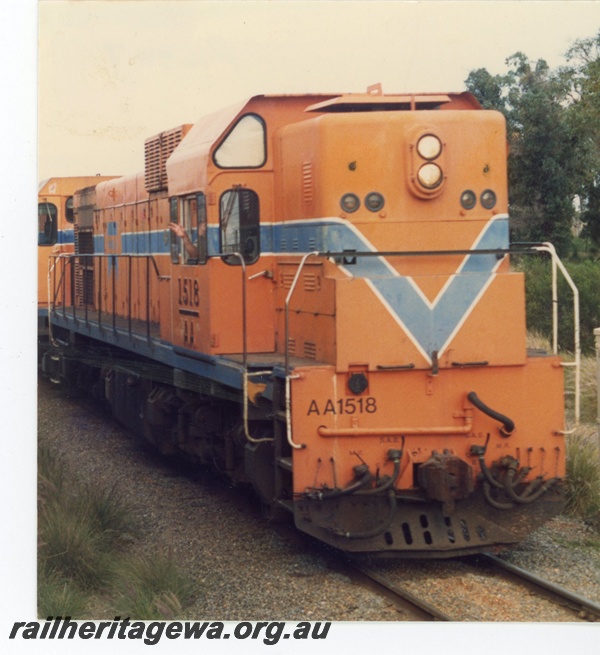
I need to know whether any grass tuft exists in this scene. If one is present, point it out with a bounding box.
[38,438,197,618]
[564,426,600,523]
[37,563,89,618]
[112,553,194,620]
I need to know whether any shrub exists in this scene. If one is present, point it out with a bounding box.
[577,355,599,425]
[564,427,600,523]
[520,256,600,355]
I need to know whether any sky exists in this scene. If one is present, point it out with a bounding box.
[37,0,600,181]
[2,1,600,652]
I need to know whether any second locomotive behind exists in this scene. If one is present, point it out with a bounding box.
[43,90,569,557]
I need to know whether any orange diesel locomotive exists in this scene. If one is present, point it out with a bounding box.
[38,176,118,347]
[43,91,573,557]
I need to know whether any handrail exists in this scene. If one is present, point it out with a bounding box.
[281,243,579,439]
[284,251,320,375]
[48,253,167,346]
[283,251,320,450]
[533,243,581,431]
[318,414,473,438]
[226,252,274,445]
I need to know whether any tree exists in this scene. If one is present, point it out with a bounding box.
[466,53,582,255]
[564,30,600,248]
[464,68,508,114]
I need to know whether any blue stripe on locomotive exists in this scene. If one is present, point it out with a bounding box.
[88,216,508,358]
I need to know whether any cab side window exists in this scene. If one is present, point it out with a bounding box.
[220,188,260,265]
[38,202,58,245]
[65,197,74,223]
[169,198,179,264]
[170,193,207,265]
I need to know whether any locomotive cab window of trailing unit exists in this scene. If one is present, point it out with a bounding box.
[170,193,207,265]
[38,202,58,246]
[213,114,267,169]
[65,196,74,223]
[220,188,260,265]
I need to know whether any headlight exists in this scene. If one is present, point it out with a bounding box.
[480,189,497,209]
[417,163,443,189]
[340,193,360,213]
[417,134,442,160]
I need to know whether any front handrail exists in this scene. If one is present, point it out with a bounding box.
[281,242,579,436]
[533,243,581,431]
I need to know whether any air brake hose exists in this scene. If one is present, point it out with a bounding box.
[360,448,403,495]
[504,466,559,504]
[311,464,372,501]
[471,438,504,490]
[482,481,516,510]
[467,391,516,436]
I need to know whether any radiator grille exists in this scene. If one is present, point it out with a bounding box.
[144,124,192,192]
[74,226,95,306]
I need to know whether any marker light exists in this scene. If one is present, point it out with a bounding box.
[340,193,360,213]
[365,192,385,212]
[461,190,477,210]
[480,189,497,209]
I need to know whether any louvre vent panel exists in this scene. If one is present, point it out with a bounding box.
[74,226,95,306]
[302,161,313,206]
[281,272,295,289]
[144,124,192,192]
[303,274,319,292]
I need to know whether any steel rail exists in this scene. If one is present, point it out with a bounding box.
[481,554,600,621]
[349,563,452,621]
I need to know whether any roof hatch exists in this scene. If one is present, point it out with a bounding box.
[306,94,453,113]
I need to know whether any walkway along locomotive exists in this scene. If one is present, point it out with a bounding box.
[42,90,580,557]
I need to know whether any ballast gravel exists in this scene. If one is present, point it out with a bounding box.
[37,379,600,622]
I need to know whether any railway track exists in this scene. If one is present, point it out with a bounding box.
[40,380,600,622]
[349,554,600,622]
[348,563,453,621]
[474,554,600,622]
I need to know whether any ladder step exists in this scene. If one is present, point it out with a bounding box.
[276,456,293,472]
